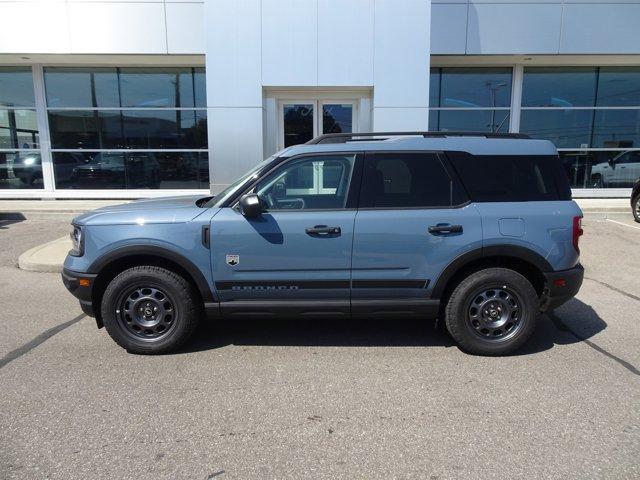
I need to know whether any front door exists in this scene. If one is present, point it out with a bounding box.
[351,151,483,316]
[210,152,361,316]
[279,100,357,149]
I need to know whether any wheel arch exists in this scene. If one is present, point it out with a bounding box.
[431,245,551,305]
[89,245,214,326]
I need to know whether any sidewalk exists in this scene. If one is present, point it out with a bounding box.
[18,236,71,273]
[0,199,128,214]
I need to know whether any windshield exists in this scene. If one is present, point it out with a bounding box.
[207,152,285,208]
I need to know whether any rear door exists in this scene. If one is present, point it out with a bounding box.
[351,151,482,316]
[210,152,361,317]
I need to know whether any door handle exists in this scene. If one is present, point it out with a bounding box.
[428,224,463,235]
[305,225,341,236]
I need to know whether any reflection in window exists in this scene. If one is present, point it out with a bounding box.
[596,67,640,107]
[44,67,206,108]
[522,67,598,107]
[430,109,510,133]
[0,109,39,149]
[53,151,209,190]
[592,109,640,148]
[322,104,352,134]
[283,104,314,147]
[0,151,43,189]
[430,68,512,108]
[256,154,355,209]
[560,150,640,189]
[49,109,207,149]
[44,68,119,108]
[520,109,593,149]
[0,67,35,107]
[361,153,458,208]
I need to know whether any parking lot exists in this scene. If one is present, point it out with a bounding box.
[1,210,639,479]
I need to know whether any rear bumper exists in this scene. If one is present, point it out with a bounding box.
[542,264,584,311]
[61,268,97,317]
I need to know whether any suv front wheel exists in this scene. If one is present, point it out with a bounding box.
[445,268,538,356]
[101,266,201,354]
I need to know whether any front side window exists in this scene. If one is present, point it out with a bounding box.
[255,154,356,210]
[359,153,465,208]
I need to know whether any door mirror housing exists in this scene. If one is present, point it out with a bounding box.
[239,193,266,218]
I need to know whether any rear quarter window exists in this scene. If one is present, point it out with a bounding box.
[446,152,571,202]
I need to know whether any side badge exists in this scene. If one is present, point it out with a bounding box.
[226,254,239,266]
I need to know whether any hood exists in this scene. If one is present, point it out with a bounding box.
[73,195,214,226]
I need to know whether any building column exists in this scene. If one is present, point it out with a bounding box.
[372,0,431,131]
[204,0,263,194]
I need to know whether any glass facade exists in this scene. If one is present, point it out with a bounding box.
[428,66,640,190]
[429,68,512,133]
[1,63,639,195]
[520,67,640,188]
[0,67,42,189]
[44,67,208,190]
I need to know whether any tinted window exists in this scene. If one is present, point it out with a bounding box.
[430,109,510,133]
[53,151,209,189]
[522,67,598,107]
[434,68,512,108]
[447,153,569,202]
[596,67,640,107]
[360,153,466,208]
[0,67,35,107]
[44,68,120,108]
[0,109,39,149]
[48,110,207,149]
[256,154,355,210]
[519,109,593,148]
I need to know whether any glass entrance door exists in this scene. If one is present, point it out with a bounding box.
[279,100,356,149]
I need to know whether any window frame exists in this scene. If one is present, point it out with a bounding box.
[232,151,364,212]
[357,150,470,210]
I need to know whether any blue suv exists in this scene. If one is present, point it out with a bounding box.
[62,132,584,356]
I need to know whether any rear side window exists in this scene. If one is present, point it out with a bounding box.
[360,152,468,208]
[447,152,571,202]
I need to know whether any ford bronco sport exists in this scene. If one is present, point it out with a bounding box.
[62,132,584,356]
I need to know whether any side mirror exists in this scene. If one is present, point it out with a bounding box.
[608,158,615,165]
[239,193,266,218]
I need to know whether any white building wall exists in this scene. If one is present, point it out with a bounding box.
[0,0,206,55]
[205,0,431,192]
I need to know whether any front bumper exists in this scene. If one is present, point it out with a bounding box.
[61,268,97,318]
[542,264,584,311]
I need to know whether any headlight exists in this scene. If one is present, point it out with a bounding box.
[69,224,84,256]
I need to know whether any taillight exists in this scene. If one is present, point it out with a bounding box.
[572,216,583,253]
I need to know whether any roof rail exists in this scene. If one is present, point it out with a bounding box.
[306,131,531,144]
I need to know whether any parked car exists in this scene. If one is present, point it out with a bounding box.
[11,152,42,186]
[590,150,640,188]
[70,152,161,189]
[62,132,584,356]
[632,177,640,223]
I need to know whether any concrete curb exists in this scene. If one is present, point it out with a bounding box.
[18,236,71,273]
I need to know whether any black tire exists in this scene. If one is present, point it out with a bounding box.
[445,268,538,356]
[591,175,604,188]
[633,195,640,223]
[101,266,201,354]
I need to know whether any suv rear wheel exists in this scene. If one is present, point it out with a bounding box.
[633,195,640,223]
[445,268,538,356]
[101,266,201,354]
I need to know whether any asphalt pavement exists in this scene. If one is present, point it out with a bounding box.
[1,211,639,480]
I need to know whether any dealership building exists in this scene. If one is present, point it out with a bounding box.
[1,0,639,199]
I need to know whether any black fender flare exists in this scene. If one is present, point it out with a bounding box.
[88,244,214,302]
[430,245,552,299]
